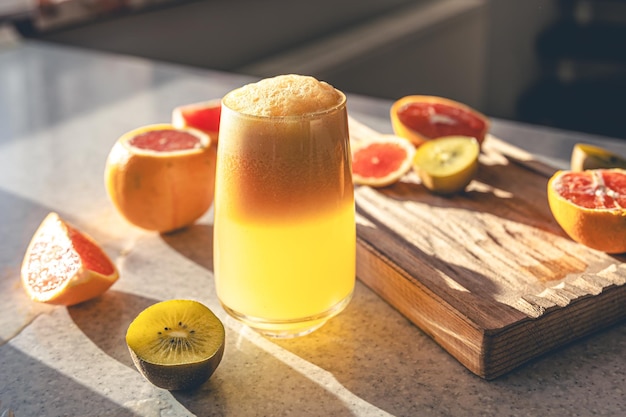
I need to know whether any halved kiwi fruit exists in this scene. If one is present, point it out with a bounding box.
[413,135,480,194]
[126,299,225,391]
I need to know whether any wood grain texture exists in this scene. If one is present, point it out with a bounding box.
[350,117,626,379]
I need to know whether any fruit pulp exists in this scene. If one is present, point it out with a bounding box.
[21,212,119,305]
[353,141,408,177]
[214,91,355,338]
[129,129,201,151]
[398,102,486,140]
[351,136,415,187]
[181,106,221,133]
[554,170,626,209]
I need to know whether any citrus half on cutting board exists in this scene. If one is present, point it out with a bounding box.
[172,99,221,144]
[570,143,626,171]
[390,95,489,147]
[21,212,119,306]
[104,124,217,233]
[547,168,626,253]
[126,299,225,391]
[351,135,415,187]
[413,135,480,194]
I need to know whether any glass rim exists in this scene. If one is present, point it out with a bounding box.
[221,88,347,121]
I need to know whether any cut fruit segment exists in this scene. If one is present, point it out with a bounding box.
[104,124,217,233]
[172,99,221,144]
[570,143,626,171]
[126,299,225,391]
[390,95,489,147]
[547,168,626,253]
[412,135,480,194]
[21,212,119,306]
[351,135,415,187]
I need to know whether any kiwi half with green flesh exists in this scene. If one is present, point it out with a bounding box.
[126,299,225,391]
[413,135,480,194]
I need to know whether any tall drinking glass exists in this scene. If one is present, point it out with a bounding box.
[213,75,355,338]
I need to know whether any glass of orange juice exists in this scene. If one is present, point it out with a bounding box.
[213,74,355,338]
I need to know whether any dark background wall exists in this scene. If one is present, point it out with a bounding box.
[13,0,626,139]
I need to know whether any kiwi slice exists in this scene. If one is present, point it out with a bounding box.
[413,135,480,194]
[126,299,225,391]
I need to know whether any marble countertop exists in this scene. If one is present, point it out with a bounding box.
[0,40,624,417]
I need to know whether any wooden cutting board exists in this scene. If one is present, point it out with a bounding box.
[349,117,626,380]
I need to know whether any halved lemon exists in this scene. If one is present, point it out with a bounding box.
[570,143,626,171]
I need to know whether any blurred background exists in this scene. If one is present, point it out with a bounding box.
[4,0,626,139]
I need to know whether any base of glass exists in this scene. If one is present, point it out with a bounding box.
[221,291,353,339]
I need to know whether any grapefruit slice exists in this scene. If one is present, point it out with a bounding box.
[104,124,217,233]
[21,212,119,306]
[570,143,626,171]
[351,135,415,187]
[413,135,480,194]
[172,99,221,144]
[391,95,489,147]
[547,168,626,253]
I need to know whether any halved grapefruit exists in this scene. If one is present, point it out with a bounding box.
[390,95,489,147]
[547,168,626,253]
[104,124,217,233]
[351,135,415,187]
[172,99,221,144]
[21,212,119,306]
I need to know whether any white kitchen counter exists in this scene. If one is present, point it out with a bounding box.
[0,40,624,417]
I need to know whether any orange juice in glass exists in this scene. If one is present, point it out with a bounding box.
[214,74,355,338]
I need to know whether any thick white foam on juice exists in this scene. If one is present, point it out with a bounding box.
[223,74,343,117]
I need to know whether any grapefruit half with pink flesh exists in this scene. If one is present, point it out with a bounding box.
[172,99,221,144]
[21,212,119,306]
[391,95,489,147]
[548,168,626,253]
[104,124,216,233]
[352,135,415,187]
